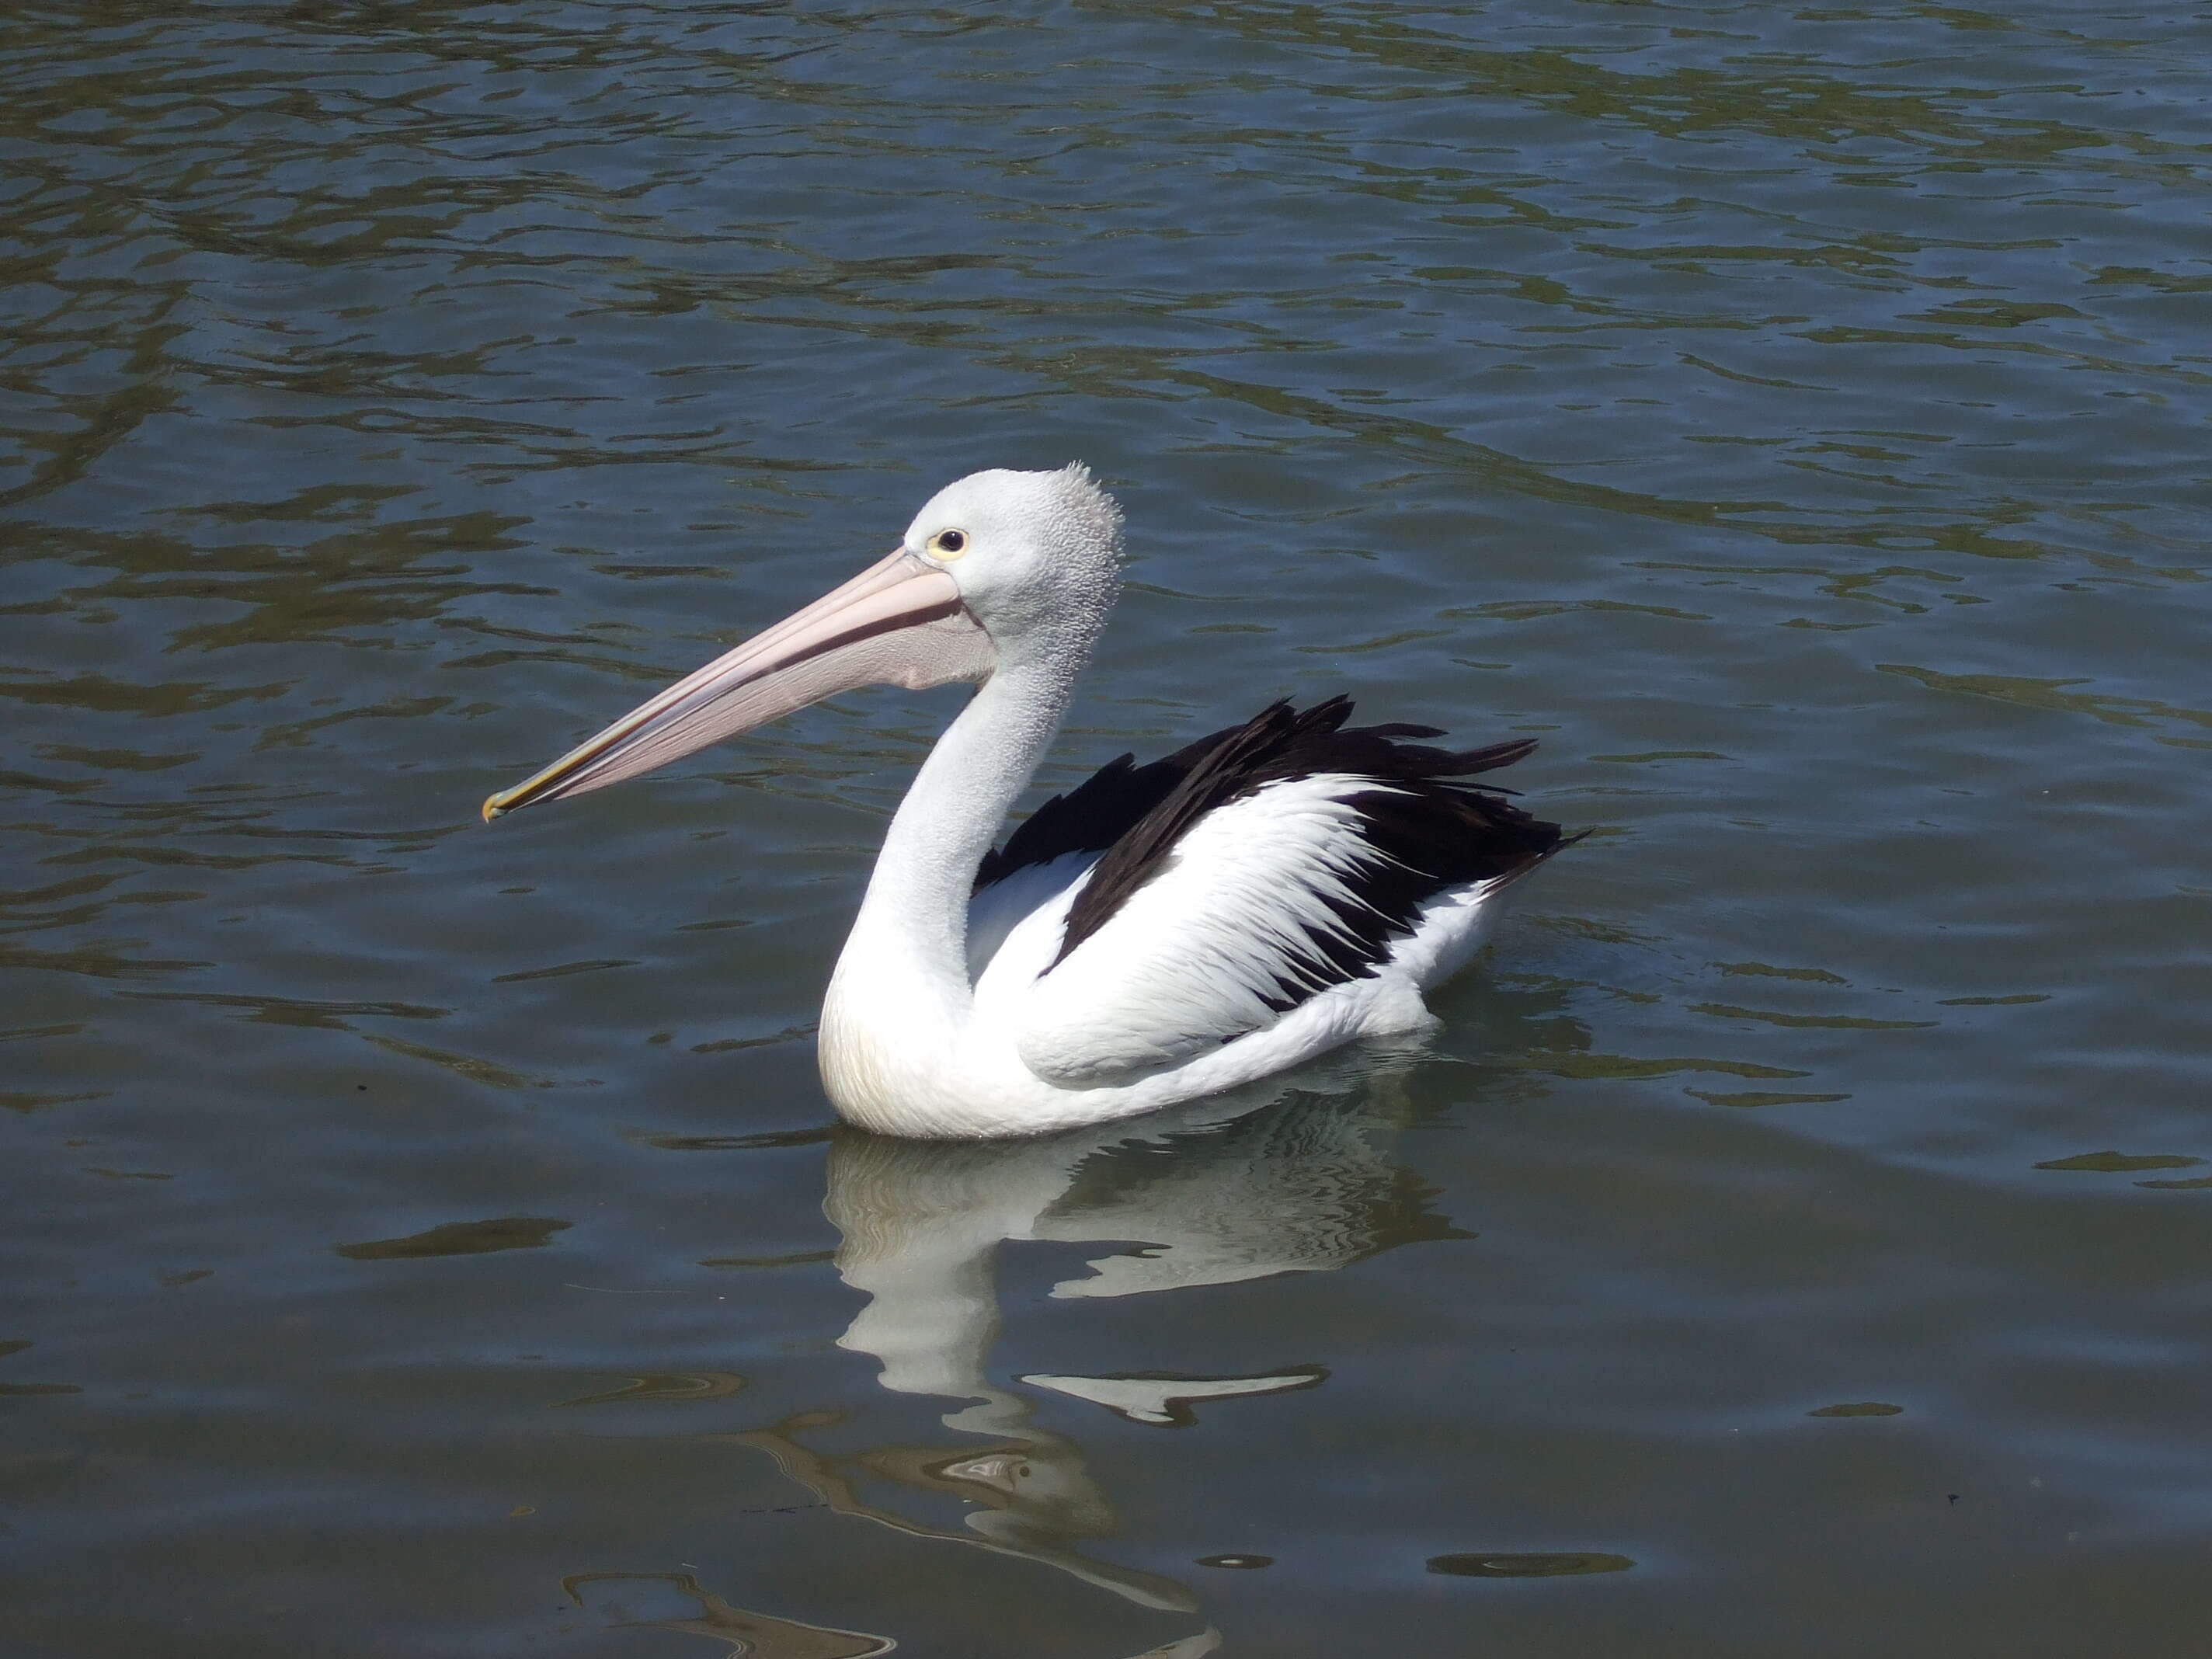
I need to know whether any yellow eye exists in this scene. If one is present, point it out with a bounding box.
[927,527,969,560]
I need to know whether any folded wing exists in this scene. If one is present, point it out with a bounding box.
[972,698,1567,1086]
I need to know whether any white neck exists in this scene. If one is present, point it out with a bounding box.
[825,652,1075,1046]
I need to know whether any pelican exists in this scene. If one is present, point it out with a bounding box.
[484,464,1573,1139]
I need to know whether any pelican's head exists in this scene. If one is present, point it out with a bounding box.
[898,464,1122,662]
[482,463,1122,820]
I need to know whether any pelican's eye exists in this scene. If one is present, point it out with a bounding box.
[926,527,969,560]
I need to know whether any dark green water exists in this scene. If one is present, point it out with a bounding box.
[4,2,2210,1654]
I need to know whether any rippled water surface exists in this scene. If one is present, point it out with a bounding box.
[5,2,2210,1653]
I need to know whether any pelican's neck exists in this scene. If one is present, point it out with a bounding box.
[834,653,1073,1022]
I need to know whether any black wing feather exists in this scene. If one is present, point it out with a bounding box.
[972,723,1244,892]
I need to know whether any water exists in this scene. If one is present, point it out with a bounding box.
[4,2,2209,1653]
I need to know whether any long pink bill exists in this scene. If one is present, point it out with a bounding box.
[482,548,994,820]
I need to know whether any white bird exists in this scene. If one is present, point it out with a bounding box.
[484,464,1574,1139]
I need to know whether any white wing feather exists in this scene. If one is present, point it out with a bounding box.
[965,850,1096,982]
[974,774,1411,1086]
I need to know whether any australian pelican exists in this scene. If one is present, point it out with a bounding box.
[484,465,1572,1139]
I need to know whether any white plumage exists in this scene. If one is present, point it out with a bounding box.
[986,777,1448,1083]
[486,464,1571,1139]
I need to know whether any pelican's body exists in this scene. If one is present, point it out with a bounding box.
[486,465,1570,1139]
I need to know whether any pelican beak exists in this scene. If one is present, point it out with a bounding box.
[482,547,994,820]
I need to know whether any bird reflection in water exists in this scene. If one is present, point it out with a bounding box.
[714,1049,1463,1654]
